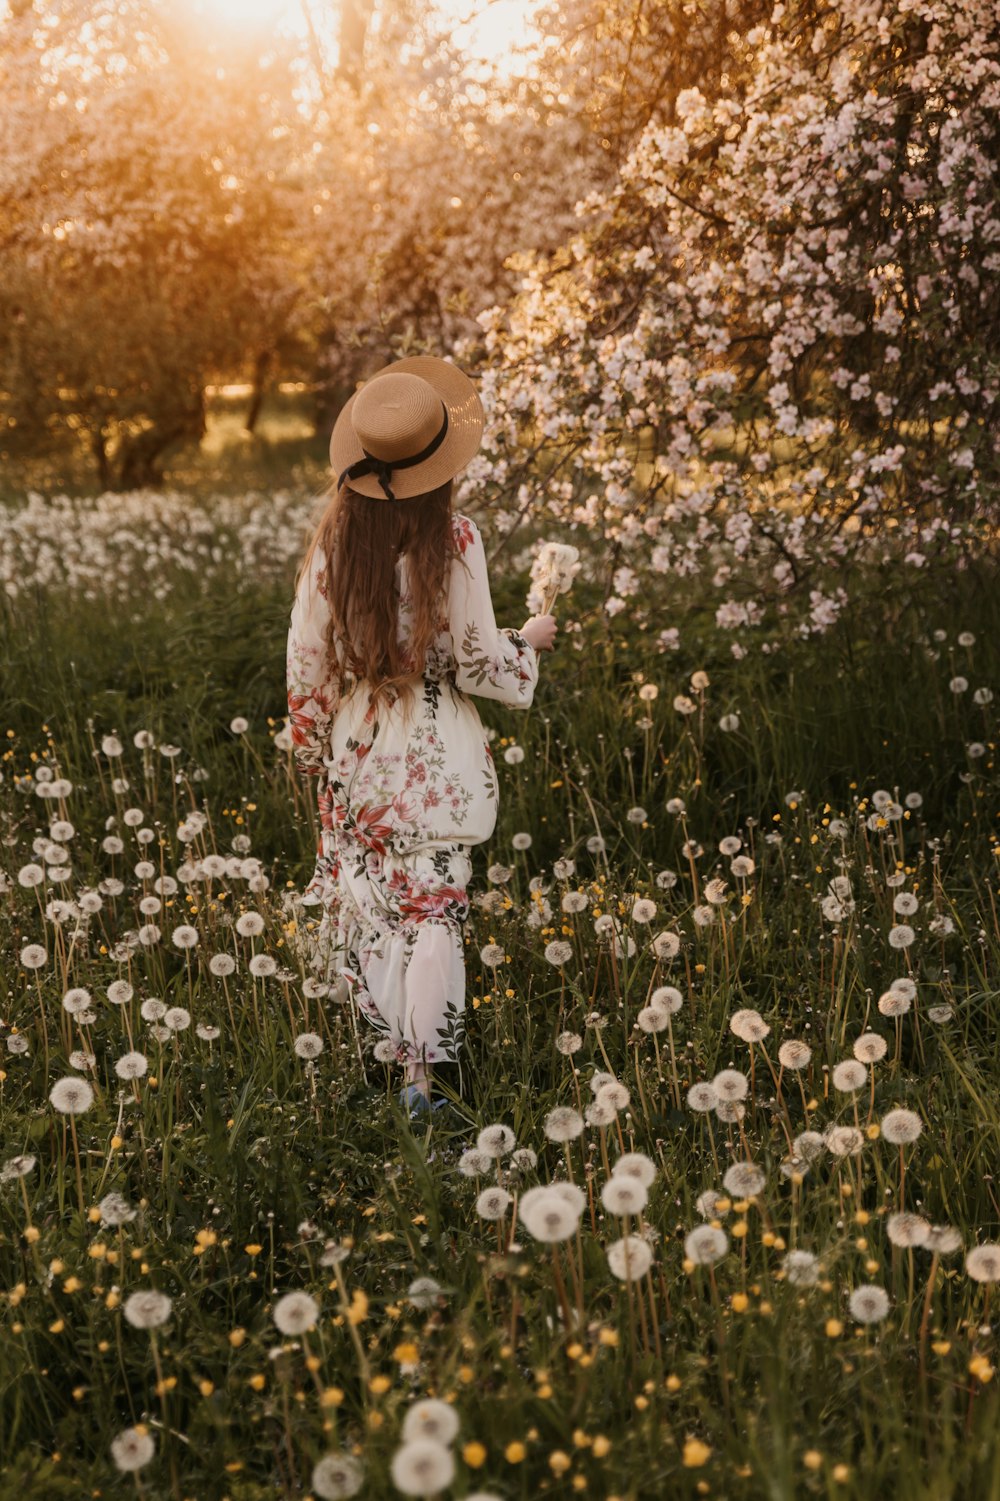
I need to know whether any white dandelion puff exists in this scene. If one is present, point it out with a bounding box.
[476,1187,512,1221]
[650,985,684,1015]
[881,1109,923,1145]
[110,1427,155,1473]
[457,1149,493,1178]
[729,1009,769,1043]
[684,1225,729,1265]
[687,1082,718,1113]
[544,940,573,966]
[783,1250,820,1287]
[273,1291,320,1335]
[849,1285,890,1325]
[391,1439,455,1497]
[476,1123,516,1158]
[712,1069,748,1102]
[543,1106,584,1142]
[402,1398,460,1446]
[722,1162,766,1198]
[518,1187,581,1243]
[600,1177,648,1216]
[825,1125,864,1158]
[123,1289,172,1329]
[965,1245,1000,1283]
[114,1052,148,1081]
[49,1077,94,1115]
[311,1452,364,1499]
[607,1235,653,1281]
[887,1213,930,1248]
[853,1033,888,1063]
[831,1060,867,1093]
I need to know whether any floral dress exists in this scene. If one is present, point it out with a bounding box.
[286,512,538,1063]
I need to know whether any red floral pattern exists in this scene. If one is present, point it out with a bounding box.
[286,512,539,1061]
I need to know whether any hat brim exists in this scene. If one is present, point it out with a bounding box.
[329,355,484,500]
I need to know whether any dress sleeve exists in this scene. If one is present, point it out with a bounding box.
[286,544,341,776]
[448,515,539,708]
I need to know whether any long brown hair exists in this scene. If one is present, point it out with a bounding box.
[296,479,456,711]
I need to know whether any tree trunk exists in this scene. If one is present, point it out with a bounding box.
[91,426,111,491]
[244,350,271,435]
[338,0,375,90]
[111,393,206,490]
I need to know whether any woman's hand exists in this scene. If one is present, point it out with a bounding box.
[521,614,558,652]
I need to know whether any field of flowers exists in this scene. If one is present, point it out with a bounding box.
[1,485,999,1500]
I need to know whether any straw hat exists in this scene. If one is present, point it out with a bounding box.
[329,355,484,501]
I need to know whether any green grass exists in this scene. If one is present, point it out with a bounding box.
[0,472,999,1500]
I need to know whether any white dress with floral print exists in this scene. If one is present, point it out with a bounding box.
[286,513,538,1063]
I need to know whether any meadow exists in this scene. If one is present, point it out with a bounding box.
[1,413,999,1501]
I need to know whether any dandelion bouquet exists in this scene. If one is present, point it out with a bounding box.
[530,541,581,615]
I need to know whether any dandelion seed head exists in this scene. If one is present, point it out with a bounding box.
[650,929,681,958]
[825,1125,864,1158]
[49,1077,94,1115]
[543,1106,584,1143]
[881,1108,923,1145]
[407,1277,444,1309]
[650,985,684,1014]
[722,1161,766,1198]
[544,940,573,966]
[274,1290,319,1335]
[849,1284,890,1324]
[293,1033,324,1060]
[311,1451,364,1499]
[0,1154,37,1182]
[115,1051,148,1081]
[457,1149,493,1178]
[518,1187,580,1243]
[966,1245,1000,1283]
[123,1289,172,1329]
[110,1427,155,1473]
[607,1234,653,1281]
[687,1082,718,1113]
[887,1213,930,1248]
[601,1176,648,1216]
[390,1438,455,1497]
[476,1123,516,1158]
[832,1060,867,1093]
[402,1398,460,1447]
[853,1032,888,1063]
[476,1187,512,1220]
[783,1249,820,1286]
[684,1224,729,1265]
[612,1152,656,1187]
[99,1192,137,1227]
[778,1040,811,1069]
[596,1080,630,1113]
[925,1225,963,1256]
[712,1069,749,1102]
[729,1008,769,1042]
[878,989,911,1018]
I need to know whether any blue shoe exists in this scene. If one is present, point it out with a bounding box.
[399,1085,447,1118]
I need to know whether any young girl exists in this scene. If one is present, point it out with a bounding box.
[286,355,557,1112]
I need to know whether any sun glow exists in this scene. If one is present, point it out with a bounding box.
[187,0,304,29]
[186,0,542,71]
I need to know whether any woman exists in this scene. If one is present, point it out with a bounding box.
[286,355,557,1112]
